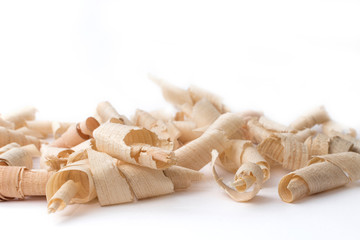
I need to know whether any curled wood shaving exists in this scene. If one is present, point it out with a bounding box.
[322,120,357,138]
[3,106,37,129]
[134,109,181,149]
[24,120,53,138]
[46,160,96,213]
[151,75,193,108]
[219,140,270,181]
[188,85,229,114]
[0,116,15,129]
[292,128,315,142]
[211,150,264,202]
[163,165,203,190]
[87,149,134,206]
[52,121,73,139]
[0,126,40,149]
[96,101,132,125]
[279,152,360,203]
[290,106,330,131]
[190,98,221,128]
[304,133,330,157]
[51,117,99,148]
[0,166,52,200]
[40,145,74,171]
[16,127,46,139]
[93,122,176,169]
[0,142,20,154]
[176,113,245,170]
[329,136,353,154]
[0,144,39,168]
[257,134,308,171]
[258,116,294,133]
[246,119,272,144]
[117,162,174,199]
[172,121,202,144]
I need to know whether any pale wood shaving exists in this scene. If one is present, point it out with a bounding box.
[134,109,181,149]
[52,121,73,139]
[96,101,132,125]
[51,117,99,148]
[40,145,74,171]
[211,150,263,202]
[290,106,330,130]
[246,119,272,144]
[163,165,203,190]
[0,166,52,200]
[46,160,96,213]
[190,98,221,128]
[258,116,294,133]
[151,75,193,108]
[0,126,40,149]
[188,85,229,114]
[87,149,134,206]
[257,134,308,170]
[322,120,357,138]
[0,116,15,129]
[117,162,174,199]
[279,152,360,203]
[172,120,202,144]
[0,144,39,168]
[93,122,176,169]
[304,133,330,157]
[3,106,37,129]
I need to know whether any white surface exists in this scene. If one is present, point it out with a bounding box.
[0,0,360,239]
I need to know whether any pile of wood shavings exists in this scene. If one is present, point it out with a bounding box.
[0,77,359,213]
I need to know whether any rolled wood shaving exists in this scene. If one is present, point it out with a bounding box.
[0,144,39,169]
[93,122,175,169]
[163,165,203,190]
[175,113,245,170]
[3,106,37,129]
[40,145,74,171]
[322,120,357,138]
[218,140,270,182]
[329,136,353,154]
[190,98,221,128]
[46,160,96,213]
[188,85,229,114]
[117,162,174,199]
[0,116,15,129]
[51,117,99,148]
[172,121,202,144]
[258,116,294,133]
[246,119,272,144]
[87,149,134,206]
[25,120,53,138]
[150,75,193,108]
[0,126,40,149]
[304,133,330,157]
[52,121,73,139]
[134,109,181,149]
[278,152,360,203]
[16,127,46,139]
[0,166,52,200]
[96,101,132,125]
[211,150,264,202]
[257,134,308,171]
[289,106,330,130]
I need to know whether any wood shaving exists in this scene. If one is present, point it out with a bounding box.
[279,152,360,202]
[1,79,360,212]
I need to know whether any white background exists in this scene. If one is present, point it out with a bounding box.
[0,0,360,239]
